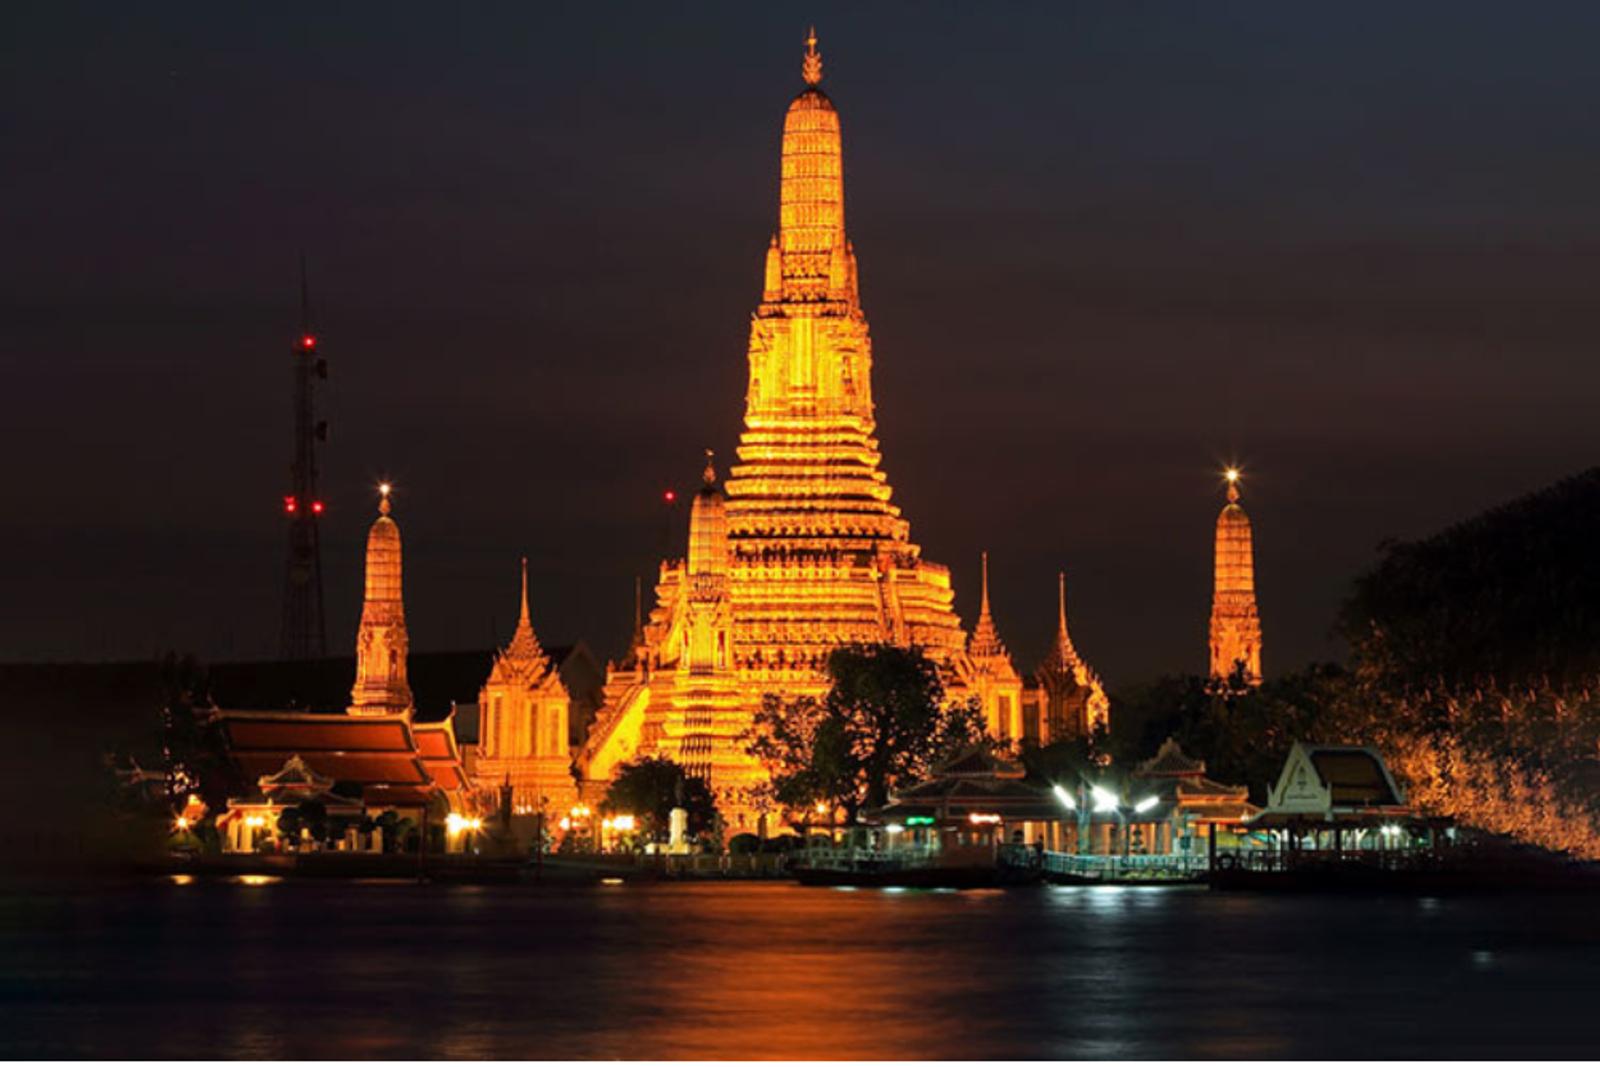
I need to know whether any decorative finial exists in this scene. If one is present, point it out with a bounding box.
[980,551,991,615]
[518,556,530,628]
[703,448,717,486]
[802,26,823,86]
[1057,571,1068,633]
[377,482,392,516]
[1224,467,1241,504]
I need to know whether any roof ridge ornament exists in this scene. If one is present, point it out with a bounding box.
[802,26,823,86]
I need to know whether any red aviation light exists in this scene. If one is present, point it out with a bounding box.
[283,496,297,514]
[311,500,325,514]
[663,490,677,504]
[300,334,317,351]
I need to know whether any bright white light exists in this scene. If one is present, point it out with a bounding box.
[885,823,905,834]
[1091,786,1118,812]
[612,815,636,832]
[1133,796,1159,814]
[1052,784,1076,810]
[445,813,467,835]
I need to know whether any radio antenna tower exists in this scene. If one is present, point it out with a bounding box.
[280,255,329,658]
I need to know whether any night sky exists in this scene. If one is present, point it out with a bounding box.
[8,3,1600,686]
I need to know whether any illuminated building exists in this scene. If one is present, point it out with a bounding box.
[213,484,468,852]
[578,33,1103,827]
[473,559,579,815]
[966,553,1025,740]
[349,484,413,716]
[1209,468,1263,686]
[1022,572,1109,743]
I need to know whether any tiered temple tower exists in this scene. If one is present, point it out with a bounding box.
[475,559,578,812]
[580,34,1003,821]
[349,484,414,717]
[966,553,1025,740]
[1026,572,1109,741]
[1209,469,1263,686]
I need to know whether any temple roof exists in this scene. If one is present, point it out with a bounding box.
[1136,737,1207,778]
[488,559,550,686]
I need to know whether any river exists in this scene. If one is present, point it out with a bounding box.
[1,878,1595,1058]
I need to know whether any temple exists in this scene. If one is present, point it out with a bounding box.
[575,33,1106,827]
[213,486,470,853]
[1209,468,1263,686]
[473,559,579,815]
[1023,573,1109,743]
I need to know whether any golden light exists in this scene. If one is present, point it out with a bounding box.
[378,481,392,497]
[612,815,636,832]
[558,817,572,831]
[237,874,279,887]
[169,874,194,886]
[445,812,467,835]
[967,812,1002,825]
[174,816,190,832]
[1224,467,1241,484]
[815,801,828,815]
[243,815,266,829]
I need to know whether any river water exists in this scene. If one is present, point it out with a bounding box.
[1,878,1596,1059]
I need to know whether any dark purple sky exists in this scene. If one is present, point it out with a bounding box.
[7,3,1600,686]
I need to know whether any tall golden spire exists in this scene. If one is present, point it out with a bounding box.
[802,26,823,86]
[490,556,548,683]
[774,28,850,304]
[1210,468,1263,686]
[969,551,1008,659]
[349,482,413,716]
[1045,571,1080,666]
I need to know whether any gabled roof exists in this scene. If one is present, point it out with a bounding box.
[931,746,1025,780]
[218,710,432,789]
[1136,737,1207,778]
[1263,741,1409,817]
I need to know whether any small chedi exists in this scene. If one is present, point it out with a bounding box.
[564,33,1108,828]
[1209,468,1263,686]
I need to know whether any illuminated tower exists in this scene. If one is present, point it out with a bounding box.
[349,484,413,717]
[725,28,967,668]
[1031,572,1109,741]
[279,264,329,659]
[967,553,1025,741]
[476,558,577,813]
[1209,468,1263,687]
[579,33,1013,821]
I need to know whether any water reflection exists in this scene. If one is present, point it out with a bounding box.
[1,880,1596,1058]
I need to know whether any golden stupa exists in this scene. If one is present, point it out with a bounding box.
[1209,469,1263,686]
[575,33,1104,826]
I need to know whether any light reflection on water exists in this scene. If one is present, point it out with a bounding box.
[1,879,1596,1058]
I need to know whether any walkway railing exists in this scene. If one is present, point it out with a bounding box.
[1042,852,1209,880]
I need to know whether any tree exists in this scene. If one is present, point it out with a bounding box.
[602,756,718,845]
[746,643,989,823]
[158,652,242,815]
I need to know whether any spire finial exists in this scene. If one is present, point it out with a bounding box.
[703,448,717,486]
[980,551,991,615]
[377,481,392,516]
[1057,571,1068,633]
[802,26,823,86]
[633,575,643,638]
[518,556,531,629]
[1225,467,1241,504]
